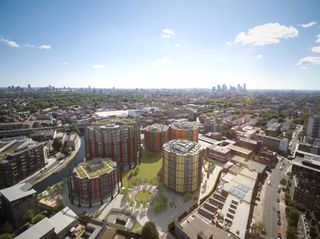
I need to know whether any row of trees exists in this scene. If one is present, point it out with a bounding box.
[0,92,108,114]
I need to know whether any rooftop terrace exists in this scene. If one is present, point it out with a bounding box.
[144,123,169,132]
[164,139,201,155]
[75,158,116,179]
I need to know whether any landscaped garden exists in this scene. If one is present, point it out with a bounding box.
[121,150,163,188]
[135,189,153,204]
[121,150,169,215]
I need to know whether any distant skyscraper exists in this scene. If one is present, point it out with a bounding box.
[222,84,227,91]
[243,83,246,91]
[217,84,221,91]
[28,84,31,90]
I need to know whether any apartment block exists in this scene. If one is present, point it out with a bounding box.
[68,158,119,207]
[0,137,45,189]
[163,139,203,193]
[169,120,199,142]
[144,123,169,152]
[85,119,141,172]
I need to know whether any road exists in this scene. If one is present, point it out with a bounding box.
[262,157,289,239]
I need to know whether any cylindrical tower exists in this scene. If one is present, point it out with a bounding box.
[69,158,119,207]
[85,119,141,172]
[144,123,169,152]
[169,120,199,142]
[162,139,203,193]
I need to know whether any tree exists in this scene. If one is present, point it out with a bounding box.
[0,233,13,239]
[0,222,12,234]
[251,221,265,237]
[280,178,287,186]
[31,213,46,224]
[70,122,80,135]
[23,209,34,223]
[285,206,300,227]
[141,221,159,239]
[53,197,64,213]
[52,138,62,152]
[286,226,297,239]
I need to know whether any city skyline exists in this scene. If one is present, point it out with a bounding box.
[0,0,320,89]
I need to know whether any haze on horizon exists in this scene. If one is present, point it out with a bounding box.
[0,0,320,90]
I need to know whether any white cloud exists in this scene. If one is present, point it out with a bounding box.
[93,64,105,69]
[25,44,35,48]
[234,23,298,46]
[174,43,181,47]
[154,57,172,65]
[316,34,320,43]
[61,61,69,65]
[298,21,317,28]
[297,56,320,65]
[0,36,19,48]
[312,46,320,53]
[38,44,52,50]
[257,54,263,59]
[161,28,174,38]
[226,41,233,46]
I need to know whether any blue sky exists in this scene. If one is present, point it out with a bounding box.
[0,0,320,89]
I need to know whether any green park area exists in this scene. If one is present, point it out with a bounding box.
[135,189,153,204]
[122,150,162,188]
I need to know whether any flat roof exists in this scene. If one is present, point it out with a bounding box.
[49,207,77,235]
[220,194,250,239]
[0,183,36,202]
[247,160,267,174]
[227,144,253,155]
[88,118,137,128]
[239,137,258,145]
[75,158,116,179]
[15,217,54,239]
[95,110,129,118]
[144,123,169,132]
[267,123,281,131]
[163,139,202,155]
[180,214,230,239]
[199,135,220,145]
[293,155,320,173]
[207,145,231,154]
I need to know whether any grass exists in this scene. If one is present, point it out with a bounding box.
[122,150,162,188]
[76,159,114,178]
[135,189,152,203]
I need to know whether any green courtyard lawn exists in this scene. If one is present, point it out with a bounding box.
[122,150,162,188]
[135,189,152,204]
